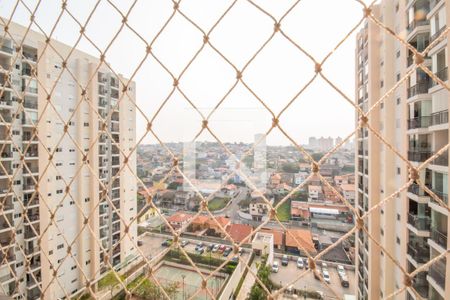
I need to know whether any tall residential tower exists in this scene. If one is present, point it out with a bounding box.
[0,21,137,300]
[355,1,449,299]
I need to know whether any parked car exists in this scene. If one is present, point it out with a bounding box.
[271,261,279,273]
[212,244,220,253]
[197,247,204,254]
[340,274,349,288]
[281,255,289,266]
[218,244,226,253]
[304,258,309,269]
[322,270,331,284]
[207,244,214,252]
[180,240,188,247]
[296,257,304,269]
[238,247,244,255]
[223,247,232,257]
[161,239,172,247]
[195,242,204,251]
[321,262,328,270]
[337,265,346,277]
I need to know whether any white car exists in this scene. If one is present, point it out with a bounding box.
[337,265,346,277]
[322,270,331,284]
[297,257,304,269]
[321,262,328,270]
[272,261,279,273]
[212,244,220,253]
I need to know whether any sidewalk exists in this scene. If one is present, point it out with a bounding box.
[236,258,260,300]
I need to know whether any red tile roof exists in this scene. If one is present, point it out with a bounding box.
[226,223,253,243]
[285,228,316,254]
[166,212,193,224]
[260,228,283,246]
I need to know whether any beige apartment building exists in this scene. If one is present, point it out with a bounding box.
[356,0,449,299]
[0,22,137,299]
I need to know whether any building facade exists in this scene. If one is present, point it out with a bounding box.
[0,22,137,300]
[355,1,450,299]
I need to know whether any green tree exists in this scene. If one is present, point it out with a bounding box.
[281,162,299,173]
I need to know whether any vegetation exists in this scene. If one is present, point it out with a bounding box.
[238,198,251,209]
[341,165,355,173]
[112,274,178,300]
[248,255,276,300]
[276,200,291,222]
[165,249,237,274]
[167,181,181,190]
[207,197,230,211]
[281,162,300,173]
[98,271,126,290]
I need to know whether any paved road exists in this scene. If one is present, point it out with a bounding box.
[212,187,249,222]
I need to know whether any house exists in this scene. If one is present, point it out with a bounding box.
[290,201,310,220]
[252,232,274,264]
[221,184,238,197]
[165,212,193,230]
[226,223,253,243]
[340,184,355,205]
[270,173,281,186]
[273,183,293,195]
[294,171,309,185]
[260,228,284,250]
[285,228,316,255]
[249,197,270,221]
[334,173,355,186]
[174,190,199,211]
[308,185,322,201]
[157,190,175,208]
[323,186,340,203]
[188,215,231,236]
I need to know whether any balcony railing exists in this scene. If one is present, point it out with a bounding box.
[407,20,429,34]
[431,150,448,166]
[429,260,446,289]
[407,243,429,263]
[431,0,442,10]
[0,45,13,54]
[432,67,448,87]
[431,227,447,248]
[408,150,432,162]
[431,189,448,204]
[407,116,431,129]
[407,81,430,98]
[408,183,430,197]
[407,213,431,231]
[431,109,448,126]
[430,26,446,43]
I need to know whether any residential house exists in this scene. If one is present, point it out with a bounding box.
[226,224,253,244]
[165,212,193,230]
[285,228,316,255]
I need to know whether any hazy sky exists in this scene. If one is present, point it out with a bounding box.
[1,0,374,145]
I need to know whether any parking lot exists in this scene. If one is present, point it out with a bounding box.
[270,257,355,299]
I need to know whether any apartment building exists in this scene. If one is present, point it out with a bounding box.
[355,0,449,299]
[0,22,137,300]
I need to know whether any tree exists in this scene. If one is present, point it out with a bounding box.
[133,279,178,299]
[281,162,299,173]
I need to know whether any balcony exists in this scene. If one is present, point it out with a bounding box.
[408,150,432,162]
[431,189,448,204]
[407,243,429,264]
[431,150,448,167]
[432,67,448,87]
[407,213,431,231]
[408,183,430,198]
[431,109,448,126]
[0,45,13,54]
[429,260,445,289]
[431,227,447,249]
[407,81,430,99]
[431,0,442,10]
[407,20,429,34]
[430,26,446,44]
[408,116,431,130]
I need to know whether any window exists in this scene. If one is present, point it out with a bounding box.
[397,167,401,175]
[57,244,64,250]
[71,265,77,270]
[85,260,90,265]
[396,97,400,105]
[85,197,90,202]
[56,189,63,194]
[396,237,400,244]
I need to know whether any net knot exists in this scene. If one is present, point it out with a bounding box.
[274,22,281,32]
[359,115,368,127]
[311,162,319,173]
[173,78,179,87]
[414,53,424,65]
[146,122,152,131]
[202,120,208,128]
[308,257,315,270]
[315,63,322,73]
[271,117,279,127]
[356,217,364,230]
[173,2,179,10]
[409,167,419,181]
[172,158,178,166]
[122,16,128,24]
[203,35,209,44]
[236,70,242,79]
[363,7,372,17]
[404,274,412,287]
